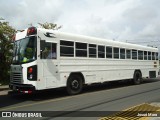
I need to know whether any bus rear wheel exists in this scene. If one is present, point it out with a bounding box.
[66,75,83,95]
[133,71,142,85]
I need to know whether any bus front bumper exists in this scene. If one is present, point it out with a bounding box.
[9,83,35,92]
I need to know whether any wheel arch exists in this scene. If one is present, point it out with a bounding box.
[133,69,142,77]
[68,72,85,84]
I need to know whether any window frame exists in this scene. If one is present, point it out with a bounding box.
[89,44,97,58]
[126,49,131,59]
[41,42,57,59]
[132,49,137,60]
[148,51,151,60]
[113,47,119,59]
[138,50,144,60]
[144,51,148,60]
[75,42,87,57]
[60,40,74,57]
[98,45,105,58]
[106,46,112,59]
[120,48,125,59]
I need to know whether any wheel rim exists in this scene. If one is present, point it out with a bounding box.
[71,79,79,90]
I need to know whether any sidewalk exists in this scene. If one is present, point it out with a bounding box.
[0,84,9,91]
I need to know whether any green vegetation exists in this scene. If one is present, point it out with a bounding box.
[0,18,16,85]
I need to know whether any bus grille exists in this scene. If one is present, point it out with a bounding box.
[10,72,23,84]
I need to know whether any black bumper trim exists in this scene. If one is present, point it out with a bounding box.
[9,83,35,91]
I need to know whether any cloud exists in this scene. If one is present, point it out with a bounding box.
[117,0,160,46]
[1,0,160,47]
[59,0,137,39]
[0,0,64,29]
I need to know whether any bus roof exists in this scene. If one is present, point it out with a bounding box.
[38,28,158,52]
[15,27,157,52]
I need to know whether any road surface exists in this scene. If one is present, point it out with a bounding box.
[0,78,160,120]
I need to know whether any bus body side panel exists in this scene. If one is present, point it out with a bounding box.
[36,29,62,90]
[36,28,159,90]
[59,57,159,85]
[59,58,88,86]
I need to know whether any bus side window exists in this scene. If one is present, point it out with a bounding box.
[89,44,97,58]
[152,52,155,60]
[144,51,147,60]
[49,43,57,59]
[113,47,119,59]
[120,48,125,59]
[60,40,74,57]
[98,45,105,58]
[76,42,87,57]
[148,52,151,60]
[156,52,158,60]
[132,49,137,60]
[126,49,131,59]
[106,46,112,58]
[138,50,143,60]
[41,42,57,59]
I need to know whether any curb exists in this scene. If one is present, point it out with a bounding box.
[0,88,9,91]
[0,85,9,91]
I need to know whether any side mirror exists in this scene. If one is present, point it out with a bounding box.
[40,40,45,51]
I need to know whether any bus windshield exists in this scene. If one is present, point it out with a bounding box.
[12,36,37,64]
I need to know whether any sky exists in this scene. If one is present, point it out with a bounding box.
[1,0,160,47]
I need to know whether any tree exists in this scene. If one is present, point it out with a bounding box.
[38,22,62,30]
[0,18,16,84]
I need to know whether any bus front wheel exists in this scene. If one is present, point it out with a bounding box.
[133,71,142,85]
[66,75,83,95]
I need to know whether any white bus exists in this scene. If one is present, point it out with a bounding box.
[10,27,159,95]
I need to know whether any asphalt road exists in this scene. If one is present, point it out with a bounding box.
[0,78,160,120]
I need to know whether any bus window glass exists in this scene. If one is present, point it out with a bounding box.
[138,51,143,60]
[114,47,119,59]
[152,52,155,60]
[132,50,137,60]
[60,40,74,57]
[76,42,87,49]
[89,44,96,48]
[89,44,97,58]
[98,45,105,58]
[76,50,87,57]
[106,46,112,58]
[76,42,87,57]
[120,48,125,59]
[12,36,37,64]
[144,51,147,60]
[60,40,74,46]
[126,49,131,59]
[156,52,158,60]
[148,52,151,60]
[60,47,74,57]
[41,42,57,59]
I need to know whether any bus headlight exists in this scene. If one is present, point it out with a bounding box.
[27,65,37,81]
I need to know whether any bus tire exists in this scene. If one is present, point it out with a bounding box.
[66,75,83,95]
[133,71,142,85]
